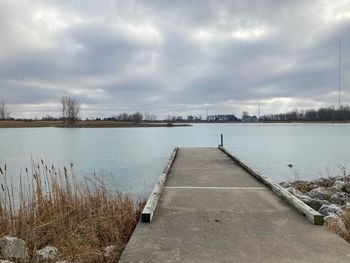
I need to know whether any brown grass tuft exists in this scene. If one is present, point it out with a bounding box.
[0,161,145,262]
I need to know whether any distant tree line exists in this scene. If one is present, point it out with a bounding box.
[260,106,350,122]
[103,112,157,123]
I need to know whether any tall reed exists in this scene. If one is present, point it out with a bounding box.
[0,160,144,262]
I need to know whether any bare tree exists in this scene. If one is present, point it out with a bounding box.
[131,111,143,123]
[144,113,157,121]
[0,100,10,120]
[60,96,81,125]
[60,97,67,121]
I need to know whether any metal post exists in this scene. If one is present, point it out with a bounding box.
[221,134,223,147]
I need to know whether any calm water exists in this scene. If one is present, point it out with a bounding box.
[0,123,350,195]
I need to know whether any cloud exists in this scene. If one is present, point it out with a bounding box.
[0,0,349,118]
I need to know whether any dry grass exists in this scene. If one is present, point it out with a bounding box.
[290,177,339,193]
[341,212,350,241]
[0,120,61,128]
[0,161,144,262]
[289,180,318,193]
[327,212,350,242]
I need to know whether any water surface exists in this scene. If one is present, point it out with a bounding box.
[0,123,349,195]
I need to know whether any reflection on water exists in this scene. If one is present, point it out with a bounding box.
[0,123,350,195]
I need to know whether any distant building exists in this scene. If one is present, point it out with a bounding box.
[207,114,238,122]
[187,115,194,121]
[176,116,183,121]
[241,115,258,122]
[207,115,216,121]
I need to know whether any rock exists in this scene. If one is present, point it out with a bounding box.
[329,192,348,205]
[290,187,304,196]
[285,187,294,194]
[0,260,15,263]
[292,191,329,211]
[341,183,350,193]
[280,182,291,188]
[327,186,342,195]
[345,202,350,212]
[35,246,59,262]
[330,194,344,205]
[306,187,329,200]
[55,261,72,263]
[304,199,330,211]
[334,180,345,189]
[318,204,342,216]
[295,194,312,203]
[0,236,28,261]
[103,245,123,259]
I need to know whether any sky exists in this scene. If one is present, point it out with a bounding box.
[0,0,350,119]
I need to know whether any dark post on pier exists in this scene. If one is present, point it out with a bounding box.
[120,147,350,262]
[220,133,223,147]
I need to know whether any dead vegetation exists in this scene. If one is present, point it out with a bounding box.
[0,161,144,262]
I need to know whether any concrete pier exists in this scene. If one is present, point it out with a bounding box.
[121,147,350,262]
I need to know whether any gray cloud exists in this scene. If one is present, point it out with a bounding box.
[0,0,349,118]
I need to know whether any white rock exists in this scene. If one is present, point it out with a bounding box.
[327,186,342,194]
[296,194,313,203]
[0,260,15,263]
[318,204,342,216]
[345,202,350,212]
[329,194,344,205]
[35,246,59,262]
[0,236,28,261]
[291,188,304,196]
[334,180,345,189]
[306,187,328,200]
[103,245,121,258]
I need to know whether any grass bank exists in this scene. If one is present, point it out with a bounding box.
[0,161,145,262]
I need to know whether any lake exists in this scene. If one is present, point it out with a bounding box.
[0,123,350,196]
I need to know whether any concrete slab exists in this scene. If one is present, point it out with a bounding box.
[121,148,350,262]
[166,148,264,188]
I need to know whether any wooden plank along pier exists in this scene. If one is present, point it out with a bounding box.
[121,147,350,262]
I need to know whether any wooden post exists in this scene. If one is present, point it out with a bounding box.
[142,147,178,223]
[218,146,324,225]
[220,134,224,147]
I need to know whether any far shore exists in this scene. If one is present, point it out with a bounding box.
[0,120,191,128]
[2,119,350,128]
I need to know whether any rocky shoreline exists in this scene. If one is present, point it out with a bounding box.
[280,175,350,241]
[0,236,121,263]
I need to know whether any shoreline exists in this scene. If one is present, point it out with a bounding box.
[2,120,350,128]
[281,175,350,242]
[0,120,191,128]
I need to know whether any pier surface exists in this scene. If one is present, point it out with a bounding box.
[121,147,350,262]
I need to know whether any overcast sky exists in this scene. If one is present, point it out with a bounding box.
[0,0,349,119]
